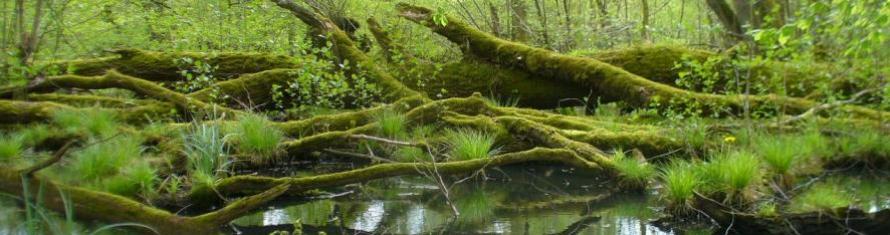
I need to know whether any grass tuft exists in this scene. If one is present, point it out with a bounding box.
[68,135,144,183]
[611,149,655,189]
[445,128,498,161]
[707,150,761,196]
[375,109,408,139]
[660,160,700,208]
[0,134,24,162]
[183,122,231,185]
[233,114,283,158]
[393,146,426,162]
[51,108,118,137]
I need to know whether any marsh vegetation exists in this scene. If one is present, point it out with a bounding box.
[0,0,888,234]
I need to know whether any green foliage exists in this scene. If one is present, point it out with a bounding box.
[375,110,408,139]
[51,108,119,137]
[611,149,655,188]
[445,128,498,161]
[19,125,51,146]
[104,161,158,198]
[173,57,220,93]
[660,160,700,207]
[271,47,382,109]
[232,114,283,158]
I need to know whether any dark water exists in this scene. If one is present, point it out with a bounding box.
[231,165,710,235]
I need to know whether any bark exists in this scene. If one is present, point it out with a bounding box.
[396,4,888,120]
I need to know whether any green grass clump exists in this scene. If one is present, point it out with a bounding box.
[660,160,700,208]
[393,146,426,162]
[754,131,828,177]
[706,150,761,196]
[68,135,144,182]
[790,183,852,213]
[183,122,230,185]
[104,161,158,198]
[19,125,51,146]
[233,114,283,157]
[51,108,118,137]
[445,129,498,161]
[836,129,890,160]
[611,149,655,188]
[375,110,408,139]
[0,134,24,162]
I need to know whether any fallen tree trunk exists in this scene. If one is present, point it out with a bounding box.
[0,167,291,235]
[396,4,888,119]
[46,49,301,82]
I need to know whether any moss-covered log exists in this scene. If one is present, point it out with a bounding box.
[47,49,301,82]
[396,4,888,119]
[20,70,241,117]
[0,167,291,235]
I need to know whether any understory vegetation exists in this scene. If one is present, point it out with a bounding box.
[0,0,888,234]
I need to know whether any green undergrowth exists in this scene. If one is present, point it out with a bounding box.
[182,120,232,191]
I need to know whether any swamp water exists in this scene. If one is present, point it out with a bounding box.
[230,165,713,235]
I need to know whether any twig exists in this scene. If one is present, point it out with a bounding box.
[774,88,876,126]
[21,140,76,175]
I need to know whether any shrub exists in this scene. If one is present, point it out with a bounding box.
[233,114,283,158]
[445,129,498,161]
[611,149,655,188]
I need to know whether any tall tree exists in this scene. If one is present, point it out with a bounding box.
[509,0,531,42]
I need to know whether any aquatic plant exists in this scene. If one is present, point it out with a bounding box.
[19,124,51,146]
[611,149,655,189]
[233,114,283,158]
[835,128,890,160]
[660,160,700,208]
[103,161,158,198]
[445,128,498,161]
[375,109,408,139]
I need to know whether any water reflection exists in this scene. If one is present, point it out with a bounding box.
[233,165,681,234]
